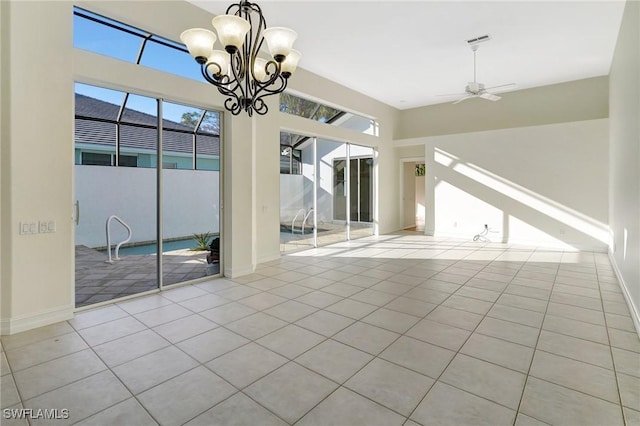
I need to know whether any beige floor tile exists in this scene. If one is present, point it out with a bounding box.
[440,354,526,409]
[530,350,619,403]
[298,386,405,426]
[546,302,605,326]
[514,413,549,425]
[77,316,147,347]
[426,306,484,331]
[237,293,288,311]
[24,371,131,426]
[92,329,170,368]
[609,328,640,352]
[542,314,609,345]
[295,310,354,337]
[618,373,640,411]
[442,295,493,315]
[244,362,338,424]
[116,294,174,315]
[345,358,433,416]
[112,346,198,394]
[487,304,544,328]
[420,279,461,294]
[361,308,420,334]
[333,322,400,355]
[1,352,10,377]
[256,325,325,359]
[606,312,637,332]
[0,322,75,351]
[406,318,471,351]
[185,393,286,426]
[380,336,455,379]
[370,280,414,296]
[69,305,129,331]
[520,377,623,426]
[214,285,262,301]
[178,293,230,312]
[206,342,287,388]
[295,276,335,290]
[245,277,289,291]
[504,284,550,301]
[410,381,516,426]
[403,288,450,305]
[223,312,288,340]
[461,333,534,373]
[537,330,613,369]
[6,333,88,372]
[497,294,547,313]
[177,327,249,363]
[264,300,317,322]
[550,291,603,311]
[1,375,21,409]
[14,349,106,400]
[1,403,30,426]
[133,304,193,328]
[322,282,365,297]
[383,297,437,317]
[623,407,640,426]
[611,347,640,378]
[152,314,217,344]
[198,302,256,325]
[477,317,540,347]
[295,291,344,309]
[295,339,373,384]
[350,289,398,306]
[268,284,313,299]
[455,286,501,303]
[138,366,235,426]
[325,299,379,319]
[75,398,158,426]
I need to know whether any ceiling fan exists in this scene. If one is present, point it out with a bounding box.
[441,42,516,104]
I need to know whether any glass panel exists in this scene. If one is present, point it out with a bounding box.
[280,92,378,135]
[162,101,222,286]
[139,38,203,82]
[120,124,157,168]
[317,139,347,246]
[74,88,158,307]
[195,111,221,172]
[348,144,375,240]
[75,83,125,121]
[121,94,158,124]
[73,8,145,63]
[280,132,315,252]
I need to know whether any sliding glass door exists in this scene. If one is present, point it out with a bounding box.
[74,82,222,307]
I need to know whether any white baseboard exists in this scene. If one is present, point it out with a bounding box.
[223,265,255,278]
[257,251,281,265]
[608,251,640,338]
[0,305,74,336]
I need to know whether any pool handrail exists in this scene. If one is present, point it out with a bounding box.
[106,215,132,263]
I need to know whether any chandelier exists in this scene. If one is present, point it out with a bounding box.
[181,0,301,116]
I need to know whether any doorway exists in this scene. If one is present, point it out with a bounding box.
[402,160,425,231]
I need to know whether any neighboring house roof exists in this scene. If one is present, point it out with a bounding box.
[75,94,220,156]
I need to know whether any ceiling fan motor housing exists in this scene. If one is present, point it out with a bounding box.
[466,82,484,94]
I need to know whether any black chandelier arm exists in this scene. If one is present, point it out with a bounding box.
[255,73,288,96]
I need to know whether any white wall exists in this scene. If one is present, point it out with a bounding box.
[280,174,306,221]
[75,166,219,248]
[397,119,610,250]
[609,0,640,331]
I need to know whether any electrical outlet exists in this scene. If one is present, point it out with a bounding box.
[39,221,48,233]
[47,221,56,233]
[19,222,37,235]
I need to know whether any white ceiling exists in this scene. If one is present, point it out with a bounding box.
[190,1,626,110]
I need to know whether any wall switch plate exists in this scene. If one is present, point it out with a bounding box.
[39,221,48,233]
[47,221,56,232]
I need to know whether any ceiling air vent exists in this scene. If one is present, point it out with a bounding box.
[467,34,491,46]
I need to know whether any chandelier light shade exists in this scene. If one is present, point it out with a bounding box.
[181,0,301,116]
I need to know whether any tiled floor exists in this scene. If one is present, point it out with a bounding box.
[2,233,639,425]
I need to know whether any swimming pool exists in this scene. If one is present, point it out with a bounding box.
[101,237,198,256]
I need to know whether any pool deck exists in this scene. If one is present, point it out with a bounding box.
[75,245,217,307]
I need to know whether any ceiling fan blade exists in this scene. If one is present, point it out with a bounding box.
[482,83,516,93]
[453,95,478,104]
[437,92,469,97]
[479,93,501,101]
